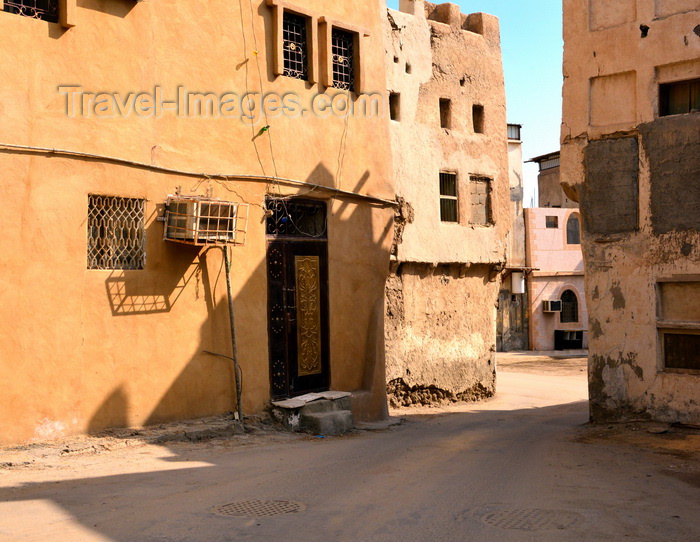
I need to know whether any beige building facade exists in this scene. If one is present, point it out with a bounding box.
[561,0,700,422]
[531,151,577,209]
[525,207,587,351]
[0,0,396,445]
[383,0,510,405]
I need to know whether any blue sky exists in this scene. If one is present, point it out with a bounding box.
[386,0,564,206]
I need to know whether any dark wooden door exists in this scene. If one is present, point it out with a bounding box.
[267,240,330,399]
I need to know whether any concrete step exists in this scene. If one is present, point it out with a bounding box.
[300,397,352,414]
[300,410,354,436]
[270,391,354,433]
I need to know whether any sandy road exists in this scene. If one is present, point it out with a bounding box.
[1,353,698,541]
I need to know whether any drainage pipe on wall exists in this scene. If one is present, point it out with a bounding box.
[223,246,244,423]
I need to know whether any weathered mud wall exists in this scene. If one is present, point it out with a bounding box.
[382,1,508,406]
[561,0,700,424]
[385,263,497,407]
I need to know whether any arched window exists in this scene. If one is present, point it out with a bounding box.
[561,289,579,323]
[566,214,581,244]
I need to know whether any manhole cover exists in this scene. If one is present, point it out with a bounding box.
[481,508,582,531]
[213,500,305,518]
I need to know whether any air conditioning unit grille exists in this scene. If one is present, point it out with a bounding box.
[543,300,563,312]
[164,197,249,246]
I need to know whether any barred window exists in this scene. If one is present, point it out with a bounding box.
[332,28,355,92]
[439,172,458,223]
[87,195,146,270]
[560,289,579,323]
[283,12,309,80]
[469,176,493,225]
[4,0,58,23]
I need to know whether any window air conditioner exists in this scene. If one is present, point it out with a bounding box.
[542,300,563,312]
[164,196,249,246]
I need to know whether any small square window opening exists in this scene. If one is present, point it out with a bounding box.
[389,92,401,121]
[439,172,459,223]
[660,78,700,116]
[546,216,559,228]
[440,98,452,129]
[473,104,485,133]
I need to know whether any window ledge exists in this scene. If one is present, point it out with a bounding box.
[657,320,700,330]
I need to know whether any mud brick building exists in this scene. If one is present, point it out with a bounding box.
[561,0,700,422]
[383,0,510,406]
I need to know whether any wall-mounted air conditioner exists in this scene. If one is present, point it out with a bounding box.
[542,300,563,312]
[164,196,249,246]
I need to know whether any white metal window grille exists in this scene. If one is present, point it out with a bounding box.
[439,172,458,223]
[87,195,146,270]
[469,176,492,225]
[332,28,355,92]
[4,0,58,22]
[283,12,309,80]
[164,197,249,246]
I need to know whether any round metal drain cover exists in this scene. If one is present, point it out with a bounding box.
[481,508,582,531]
[213,500,305,518]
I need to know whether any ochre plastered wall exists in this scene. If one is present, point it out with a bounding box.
[383,1,509,404]
[561,0,700,422]
[0,0,394,445]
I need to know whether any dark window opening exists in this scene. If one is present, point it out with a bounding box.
[4,0,58,23]
[664,333,700,371]
[440,98,452,129]
[282,12,309,80]
[554,330,583,350]
[439,172,458,223]
[560,289,579,323]
[660,78,700,116]
[473,104,485,133]
[469,176,492,225]
[265,198,327,238]
[405,62,412,74]
[546,216,559,229]
[567,214,581,244]
[332,28,355,92]
[389,93,401,121]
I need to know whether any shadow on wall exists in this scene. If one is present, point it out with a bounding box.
[105,216,203,316]
[87,165,392,433]
[77,0,138,18]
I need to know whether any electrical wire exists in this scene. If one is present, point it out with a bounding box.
[0,142,397,207]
